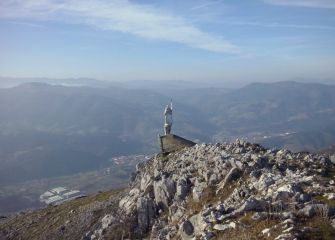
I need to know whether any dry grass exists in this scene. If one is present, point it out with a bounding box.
[239,191,335,240]
[215,212,280,240]
[314,195,335,208]
[324,167,335,179]
[186,185,219,215]
[300,216,335,240]
[217,181,238,202]
[297,196,335,240]
[0,189,125,240]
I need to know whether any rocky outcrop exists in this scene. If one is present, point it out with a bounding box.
[118,188,140,214]
[153,177,176,209]
[109,140,335,239]
[137,196,155,234]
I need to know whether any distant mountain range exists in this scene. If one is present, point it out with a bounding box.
[1,76,334,89]
[0,80,334,185]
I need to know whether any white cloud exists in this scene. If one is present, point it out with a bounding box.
[6,20,46,28]
[263,0,335,9]
[189,0,223,11]
[0,0,239,53]
[226,20,335,30]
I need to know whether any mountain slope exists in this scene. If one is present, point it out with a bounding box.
[1,141,335,240]
[204,81,335,138]
[0,189,126,240]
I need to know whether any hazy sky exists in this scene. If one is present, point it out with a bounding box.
[1,0,335,83]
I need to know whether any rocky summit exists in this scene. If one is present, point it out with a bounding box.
[1,140,335,240]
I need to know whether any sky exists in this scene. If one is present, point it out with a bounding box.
[0,0,335,84]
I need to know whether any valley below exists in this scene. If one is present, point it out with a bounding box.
[0,154,148,215]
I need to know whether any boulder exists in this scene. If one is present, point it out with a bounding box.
[274,183,303,201]
[216,167,242,193]
[255,172,275,191]
[331,219,335,229]
[192,179,207,201]
[255,157,269,169]
[222,198,268,219]
[325,193,335,200]
[213,222,236,231]
[136,161,146,171]
[248,156,268,169]
[203,209,218,223]
[101,214,116,229]
[175,177,191,200]
[296,193,312,203]
[330,155,335,164]
[140,173,153,194]
[228,158,244,169]
[189,213,208,236]
[276,149,288,157]
[154,177,176,209]
[169,204,184,222]
[208,174,219,185]
[119,188,140,214]
[137,196,156,234]
[262,228,271,235]
[180,220,194,238]
[297,204,328,218]
[239,198,267,212]
[275,233,293,239]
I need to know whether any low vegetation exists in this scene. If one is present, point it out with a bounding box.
[0,189,125,240]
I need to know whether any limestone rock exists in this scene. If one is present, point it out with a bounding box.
[298,204,328,218]
[137,196,156,234]
[192,179,207,201]
[277,184,302,195]
[331,219,335,229]
[330,154,335,164]
[140,173,153,193]
[154,177,176,209]
[254,172,275,191]
[175,177,191,200]
[216,167,242,193]
[101,214,115,229]
[189,213,208,236]
[119,188,140,214]
[213,222,236,231]
[180,220,194,239]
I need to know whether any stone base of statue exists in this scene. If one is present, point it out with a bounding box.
[158,134,195,154]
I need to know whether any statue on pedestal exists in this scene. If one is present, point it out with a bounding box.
[159,101,195,153]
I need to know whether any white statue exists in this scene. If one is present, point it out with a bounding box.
[164,102,173,135]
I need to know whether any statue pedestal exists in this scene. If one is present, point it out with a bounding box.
[158,134,195,154]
